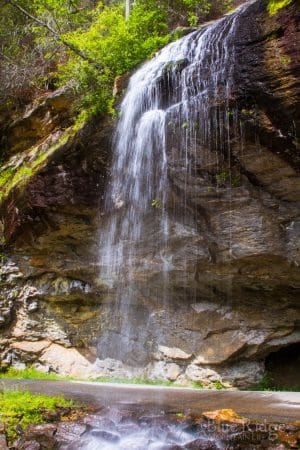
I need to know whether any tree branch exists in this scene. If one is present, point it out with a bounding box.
[5,0,102,69]
[7,0,58,34]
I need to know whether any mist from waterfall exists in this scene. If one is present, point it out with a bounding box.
[97,4,247,365]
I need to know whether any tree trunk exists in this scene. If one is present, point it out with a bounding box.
[125,0,131,20]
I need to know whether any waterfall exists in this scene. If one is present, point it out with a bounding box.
[98,4,247,366]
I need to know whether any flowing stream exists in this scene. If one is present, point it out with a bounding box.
[98,4,248,366]
[62,408,223,450]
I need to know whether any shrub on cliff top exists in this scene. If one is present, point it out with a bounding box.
[58,2,170,114]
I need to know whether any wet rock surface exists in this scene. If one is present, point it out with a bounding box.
[13,407,300,450]
[0,0,299,386]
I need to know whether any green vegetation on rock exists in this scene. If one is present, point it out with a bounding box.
[0,0,233,119]
[0,390,73,441]
[58,2,170,115]
[267,0,293,15]
[0,367,228,389]
[91,376,227,389]
[91,376,181,387]
[0,124,81,207]
[253,373,300,392]
[0,366,72,381]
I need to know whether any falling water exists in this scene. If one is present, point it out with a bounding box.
[98,4,248,365]
[62,408,224,450]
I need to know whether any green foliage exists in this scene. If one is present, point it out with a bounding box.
[215,171,241,187]
[0,251,7,261]
[182,0,212,24]
[0,0,234,116]
[254,373,300,392]
[59,2,170,114]
[254,373,275,391]
[211,380,225,390]
[280,55,291,66]
[92,376,175,386]
[151,199,162,208]
[0,367,229,390]
[0,0,95,107]
[0,165,33,204]
[0,390,73,441]
[232,175,241,187]
[0,168,14,187]
[216,171,229,184]
[267,0,292,15]
[0,366,72,381]
[92,376,227,390]
[0,125,78,206]
[191,380,225,389]
[11,167,33,185]
[139,0,218,26]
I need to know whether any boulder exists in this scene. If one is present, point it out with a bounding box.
[147,361,182,381]
[202,409,248,425]
[185,366,222,384]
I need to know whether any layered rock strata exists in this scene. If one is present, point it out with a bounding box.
[0,0,299,387]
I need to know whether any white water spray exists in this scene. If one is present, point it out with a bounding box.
[98,4,248,364]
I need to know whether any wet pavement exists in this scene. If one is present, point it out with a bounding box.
[1,379,299,422]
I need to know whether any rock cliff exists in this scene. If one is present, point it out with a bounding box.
[0,0,299,387]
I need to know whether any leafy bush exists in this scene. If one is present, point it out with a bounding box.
[0,0,95,109]
[0,0,234,117]
[254,373,300,392]
[58,2,170,114]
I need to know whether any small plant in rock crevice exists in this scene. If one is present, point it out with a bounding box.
[215,171,229,185]
[151,199,162,209]
[231,175,241,187]
[267,0,293,15]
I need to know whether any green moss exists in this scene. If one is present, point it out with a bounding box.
[280,55,291,66]
[0,165,32,205]
[11,166,33,185]
[0,125,80,207]
[0,390,73,441]
[0,166,34,204]
[0,168,14,187]
[267,0,292,15]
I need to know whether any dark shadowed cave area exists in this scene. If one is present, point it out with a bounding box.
[265,343,300,389]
